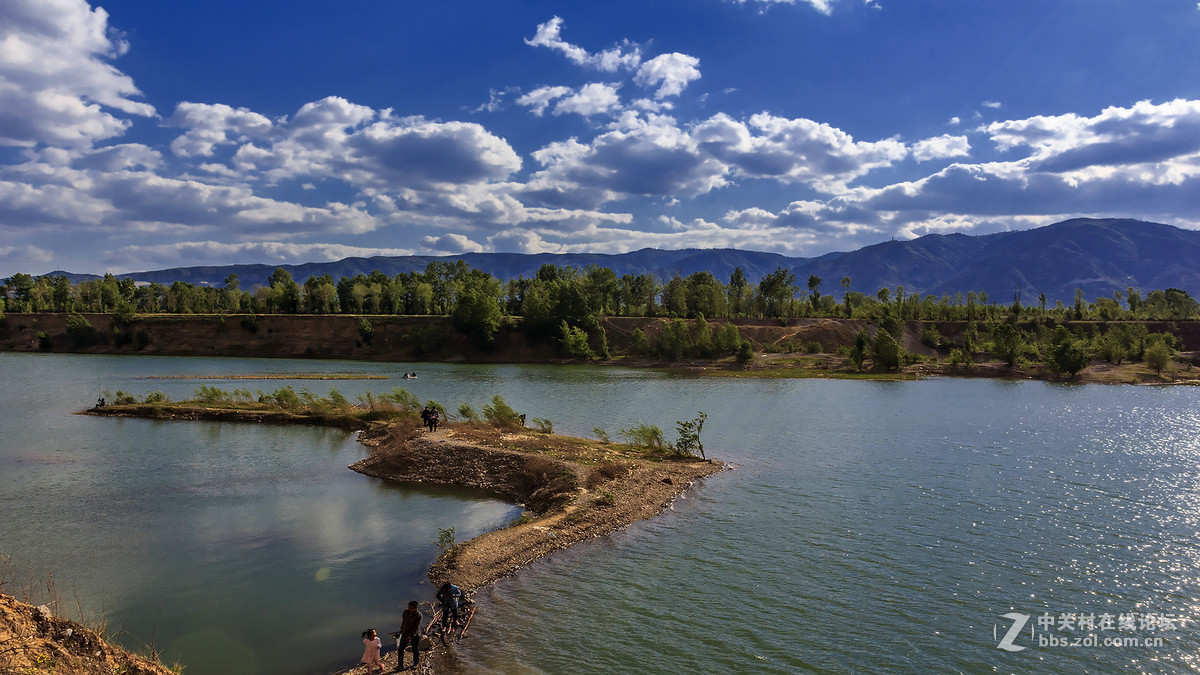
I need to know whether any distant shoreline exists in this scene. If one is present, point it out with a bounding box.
[9,312,1200,386]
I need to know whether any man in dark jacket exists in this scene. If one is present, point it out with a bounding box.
[395,601,422,669]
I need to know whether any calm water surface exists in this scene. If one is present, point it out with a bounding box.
[2,353,1200,674]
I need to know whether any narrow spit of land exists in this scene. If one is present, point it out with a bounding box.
[80,403,723,675]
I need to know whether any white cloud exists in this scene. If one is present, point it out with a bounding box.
[523,112,728,208]
[634,53,701,99]
[169,102,273,157]
[911,134,970,162]
[0,244,53,267]
[203,97,523,192]
[107,240,415,271]
[525,17,641,72]
[421,233,485,254]
[553,83,622,117]
[0,0,154,148]
[727,0,835,15]
[692,112,908,191]
[516,86,571,116]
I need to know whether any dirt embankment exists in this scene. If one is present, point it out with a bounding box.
[0,594,176,675]
[341,423,724,674]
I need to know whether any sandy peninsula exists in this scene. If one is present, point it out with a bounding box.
[338,422,723,674]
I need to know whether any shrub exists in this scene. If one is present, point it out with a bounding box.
[425,399,448,419]
[1145,341,1172,374]
[433,526,455,554]
[65,313,100,347]
[266,386,301,408]
[670,411,707,459]
[874,329,903,370]
[618,423,667,450]
[558,320,594,359]
[715,322,741,354]
[144,391,170,404]
[194,384,231,404]
[920,325,942,349]
[106,389,137,405]
[240,314,258,333]
[629,328,650,356]
[804,340,822,354]
[356,317,374,344]
[458,402,481,422]
[382,387,419,410]
[482,395,522,427]
[326,388,350,413]
[736,340,754,362]
[532,417,553,434]
[592,427,611,443]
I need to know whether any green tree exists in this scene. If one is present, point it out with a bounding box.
[1144,341,1172,374]
[990,322,1026,367]
[873,328,903,371]
[452,274,503,348]
[714,322,741,355]
[656,318,690,360]
[268,267,300,314]
[629,327,650,356]
[558,320,594,359]
[1047,326,1090,378]
[756,267,797,319]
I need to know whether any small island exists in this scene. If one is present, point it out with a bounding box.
[81,389,723,674]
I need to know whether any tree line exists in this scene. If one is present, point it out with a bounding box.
[3,263,1197,370]
[4,263,1197,323]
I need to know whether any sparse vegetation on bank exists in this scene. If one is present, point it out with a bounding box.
[0,554,181,675]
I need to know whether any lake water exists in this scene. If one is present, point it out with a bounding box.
[2,353,1199,674]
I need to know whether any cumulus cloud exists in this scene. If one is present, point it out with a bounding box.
[634,53,701,99]
[553,83,622,117]
[192,97,524,192]
[0,0,154,147]
[168,102,273,157]
[516,86,572,116]
[911,134,970,162]
[692,112,908,191]
[422,233,485,254]
[523,112,729,208]
[985,99,1200,173]
[525,17,641,72]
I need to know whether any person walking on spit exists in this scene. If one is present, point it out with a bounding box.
[420,406,432,431]
[429,409,439,432]
[436,582,462,629]
[394,600,422,669]
[360,628,382,674]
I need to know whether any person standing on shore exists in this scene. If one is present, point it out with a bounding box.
[360,628,382,674]
[436,582,461,629]
[395,601,422,669]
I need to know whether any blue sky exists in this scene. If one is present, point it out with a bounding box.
[3,0,1200,277]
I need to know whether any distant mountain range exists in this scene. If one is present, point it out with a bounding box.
[49,218,1200,304]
